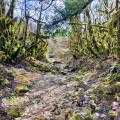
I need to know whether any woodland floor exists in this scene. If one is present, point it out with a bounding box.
[0,58,120,120]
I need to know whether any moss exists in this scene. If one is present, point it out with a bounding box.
[103,94,109,100]
[60,71,67,75]
[71,67,78,72]
[89,103,96,111]
[103,85,116,94]
[0,54,7,62]
[69,114,82,120]
[108,110,116,118]
[108,11,120,36]
[84,116,92,120]
[50,65,64,74]
[107,74,120,84]
[59,81,67,85]
[75,76,81,80]
[113,82,120,92]
[49,54,55,58]
[101,76,111,82]
[9,106,22,118]
[98,89,104,94]
[81,67,87,72]
[71,108,92,120]
[16,85,29,96]
[95,107,100,111]
[30,60,51,72]
[114,93,120,101]
[51,65,60,71]
[90,95,98,103]
[110,66,117,74]
[64,64,71,69]
[78,71,84,75]
[39,66,46,71]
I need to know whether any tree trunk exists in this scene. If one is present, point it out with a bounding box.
[6,0,15,18]
[0,0,5,17]
[36,9,42,42]
[24,0,29,47]
[116,0,120,63]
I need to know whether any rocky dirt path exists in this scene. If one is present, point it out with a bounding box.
[3,62,81,120]
[20,71,78,120]
[2,60,120,120]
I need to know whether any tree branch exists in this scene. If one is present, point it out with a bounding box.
[44,0,93,29]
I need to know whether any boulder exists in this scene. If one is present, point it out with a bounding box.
[16,85,29,96]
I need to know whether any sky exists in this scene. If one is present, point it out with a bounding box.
[5,0,116,31]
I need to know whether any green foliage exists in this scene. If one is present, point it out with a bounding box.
[65,0,86,14]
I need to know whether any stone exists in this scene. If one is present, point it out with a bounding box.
[112,83,120,93]
[69,112,92,120]
[90,95,98,103]
[55,115,65,120]
[54,109,61,115]
[92,113,100,119]
[86,89,93,95]
[65,108,72,117]
[95,107,100,111]
[89,103,96,111]
[59,81,66,85]
[75,107,91,118]
[103,85,112,94]
[78,89,85,101]
[112,102,119,106]
[112,102,119,111]
[108,110,116,118]
[78,80,89,91]
[94,112,100,118]
[116,109,120,118]
[114,93,120,101]
[46,106,54,111]
[38,114,49,120]
[44,111,52,117]
[100,114,107,119]
[49,117,54,120]
[15,117,21,120]
[16,85,29,96]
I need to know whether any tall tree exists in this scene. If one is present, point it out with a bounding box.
[0,0,5,17]
[116,0,120,63]
[24,0,29,47]
[6,0,15,18]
